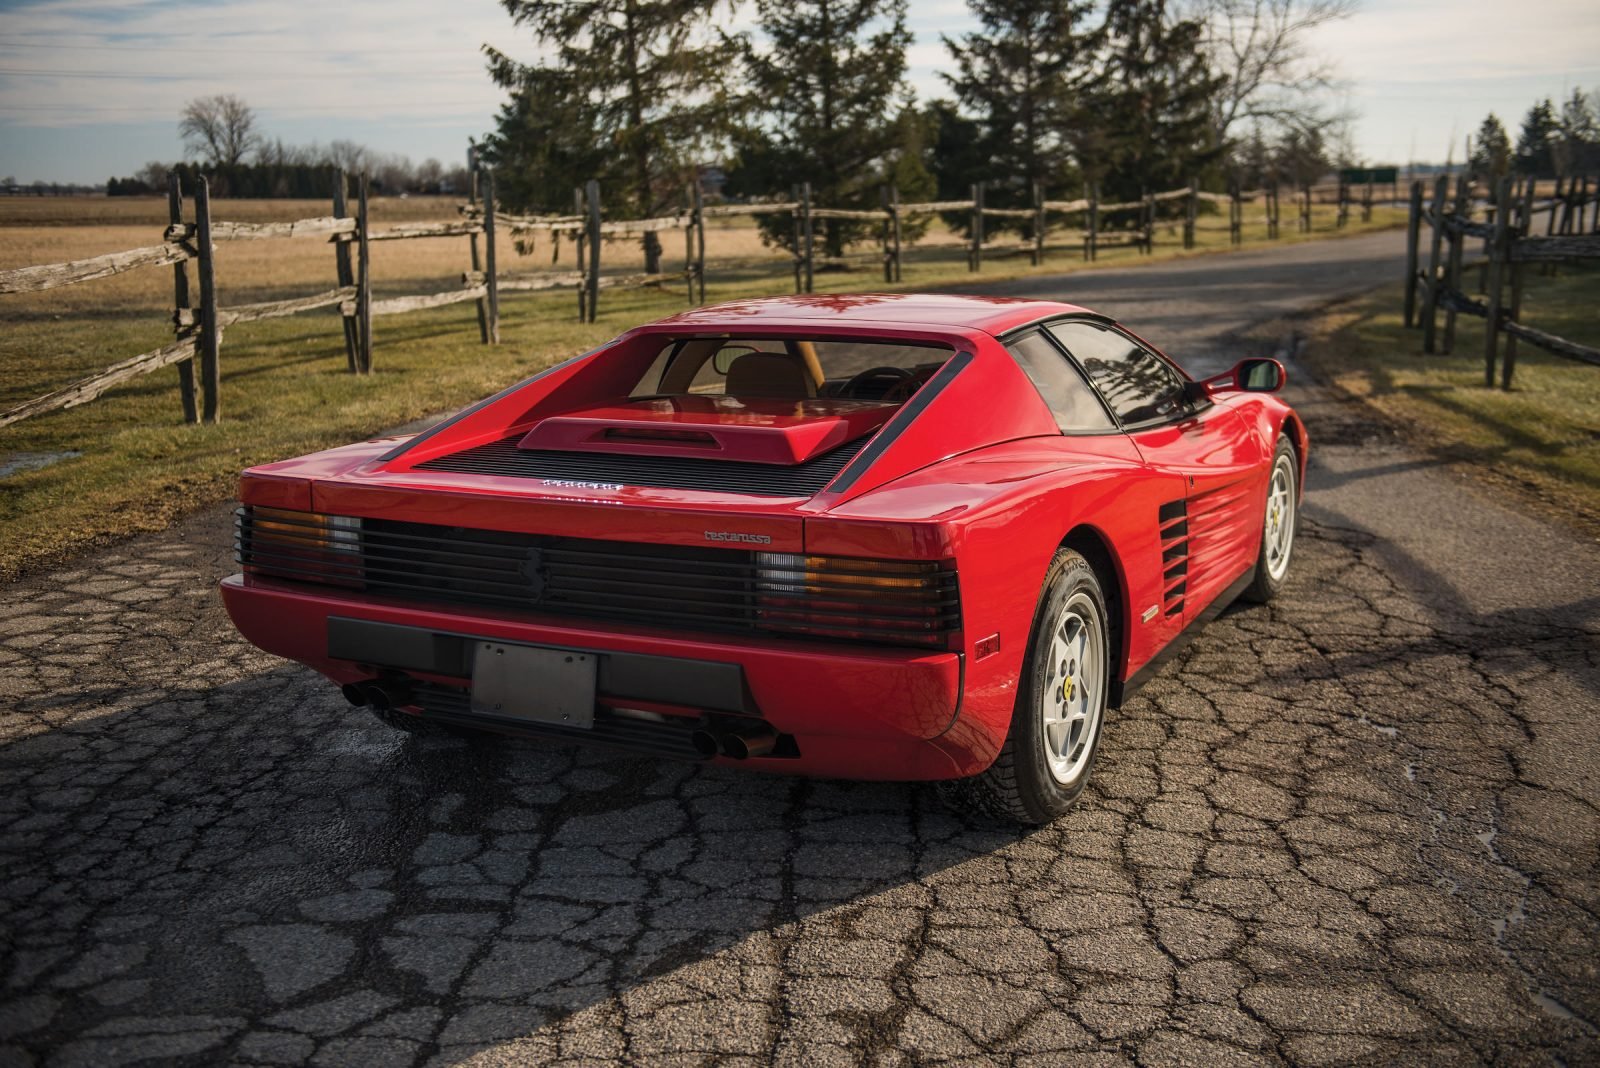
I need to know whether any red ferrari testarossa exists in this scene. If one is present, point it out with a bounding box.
[223,293,1305,823]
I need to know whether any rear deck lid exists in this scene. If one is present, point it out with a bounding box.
[516,396,895,465]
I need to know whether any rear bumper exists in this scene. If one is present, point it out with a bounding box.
[220,574,985,780]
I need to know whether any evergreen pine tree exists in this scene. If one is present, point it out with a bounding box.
[484,0,734,272]
[726,0,915,258]
[1096,0,1226,201]
[1514,99,1558,177]
[942,0,1100,219]
[1555,89,1600,175]
[1468,113,1512,183]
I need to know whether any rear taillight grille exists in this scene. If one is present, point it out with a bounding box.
[410,435,866,497]
[236,508,960,650]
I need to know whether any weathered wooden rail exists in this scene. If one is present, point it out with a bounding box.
[2,165,1381,430]
[1,169,504,429]
[493,177,1355,321]
[1403,173,1600,388]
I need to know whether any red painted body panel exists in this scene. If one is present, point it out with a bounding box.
[220,294,1307,782]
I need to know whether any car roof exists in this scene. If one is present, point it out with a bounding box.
[645,293,1103,337]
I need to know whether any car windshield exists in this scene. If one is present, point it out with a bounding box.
[629,337,953,405]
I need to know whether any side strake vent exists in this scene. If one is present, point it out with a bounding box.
[412,434,866,497]
[1158,498,1188,618]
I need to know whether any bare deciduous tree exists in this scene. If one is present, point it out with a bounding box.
[1182,0,1356,149]
[179,94,262,166]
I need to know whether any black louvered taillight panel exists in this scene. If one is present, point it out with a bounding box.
[237,508,960,650]
[410,435,866,497]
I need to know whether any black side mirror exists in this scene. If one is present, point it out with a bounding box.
[1235,358,1285,392]
[1200,357,1286,396]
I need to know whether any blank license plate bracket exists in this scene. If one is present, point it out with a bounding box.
[470,641,596,729]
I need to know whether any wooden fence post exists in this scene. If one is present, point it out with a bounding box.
[1268,183,1279,239]
[1442,175,1468,354]
[355,172,373,373]
[1546,176,1560,236]
[892,185,904,282]
[585,179,600,322]
[1301,184,1312,232]
[193,176,221,422]
[481,170,500,343]
[1032,181,1046,266]
[467,164,489,344]
[1086,183,1099,262]
[1230,186,1242,246]
[1484,177,1510,388]
[1422,175,1447,354]
[331,171,361,371]
[582,187,595,321]
[1184,178,1196,249]
[167,172,198,423]
[1403,180,1422,328]
[691,181,706,303]
[879,185,892,283]
[800,181,815,293]
[1336,178,1349,228]
[1502,178,1533,390]
[969,182,984,272]
[1143,191,1155,254]
[790,185,804,293]
[1363,177,1374,223]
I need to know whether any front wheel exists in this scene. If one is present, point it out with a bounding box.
[940,549,1111,825]
[1242,437,1299,603]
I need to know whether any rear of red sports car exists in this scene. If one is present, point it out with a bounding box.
[222,294,1289,790]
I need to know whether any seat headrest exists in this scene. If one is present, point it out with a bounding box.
[724,352,815,399]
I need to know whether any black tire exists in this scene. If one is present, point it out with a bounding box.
[939,549,1112,825]
[1241,436,1300,604]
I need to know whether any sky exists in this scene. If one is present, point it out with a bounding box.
[1,0,1598,185]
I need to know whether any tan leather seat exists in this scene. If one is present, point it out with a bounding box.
[724,352,815,399]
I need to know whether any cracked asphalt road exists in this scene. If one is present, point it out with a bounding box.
[4,230,1598,1065]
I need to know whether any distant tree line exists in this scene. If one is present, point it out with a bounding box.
[107,94,472,198]
[1468,89,1600,183]
[481,0,1361,268]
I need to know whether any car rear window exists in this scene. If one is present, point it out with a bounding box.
[629,337,952,405]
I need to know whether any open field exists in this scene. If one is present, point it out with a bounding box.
[0,195,1405,580]
[1298,264,1600,535]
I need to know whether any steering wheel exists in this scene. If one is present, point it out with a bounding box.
[842,365,914,400]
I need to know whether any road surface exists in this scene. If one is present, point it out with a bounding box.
[3,229,1597,1065]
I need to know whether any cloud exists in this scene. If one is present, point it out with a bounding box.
[0,0,540,129]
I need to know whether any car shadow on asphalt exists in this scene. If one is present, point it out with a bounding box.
[1,668,1050,1058]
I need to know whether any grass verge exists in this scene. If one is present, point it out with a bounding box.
[1,206,1404,581]
[1297,262,1600,539]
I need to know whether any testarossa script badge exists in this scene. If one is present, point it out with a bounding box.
[704,531,774,544]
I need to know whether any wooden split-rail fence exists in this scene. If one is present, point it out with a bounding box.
[0,169,502,430]
[2,168,1372,429]
[1404,174,1600,388]
[489,178,1362,325]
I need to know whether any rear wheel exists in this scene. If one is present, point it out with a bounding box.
[940,549,1111,825]
[1242,437,1299,603]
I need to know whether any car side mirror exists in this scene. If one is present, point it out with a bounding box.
[1201,358,1286,396]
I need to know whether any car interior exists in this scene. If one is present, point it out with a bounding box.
[630,337,953,405]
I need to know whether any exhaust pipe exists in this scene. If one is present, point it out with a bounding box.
[689,730,721,759]
[362,679,412,712]
[340,682,370,707]
[718,723,778,760]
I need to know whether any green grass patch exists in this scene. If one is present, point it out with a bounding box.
[0,207,1404,581]
[1299,262,1600,534]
